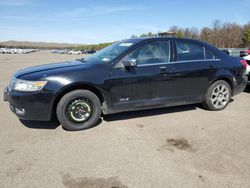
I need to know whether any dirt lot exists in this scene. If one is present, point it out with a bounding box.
[0,50,250,188]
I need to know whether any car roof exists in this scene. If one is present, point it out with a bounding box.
[122,37,206,44]
[120,37,224,57]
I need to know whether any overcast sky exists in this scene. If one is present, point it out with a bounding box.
[0,0,249,44]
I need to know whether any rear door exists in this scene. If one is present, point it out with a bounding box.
[172,39,220,101]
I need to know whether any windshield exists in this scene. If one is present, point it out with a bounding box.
[84,41,135,63]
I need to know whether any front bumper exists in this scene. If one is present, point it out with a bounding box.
[4,87,8,101]
[4,87,56,121]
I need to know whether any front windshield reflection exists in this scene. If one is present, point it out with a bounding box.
[84,41,134,63]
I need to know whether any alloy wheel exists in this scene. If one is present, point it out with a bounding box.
[210,84,230,109]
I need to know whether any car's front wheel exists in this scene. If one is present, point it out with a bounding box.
[56,89,101,131]
[202,80,232,111]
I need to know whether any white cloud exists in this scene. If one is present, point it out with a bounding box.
[54,5,145,20]
[92,6,145,15]
[132,24,165,33]
[0,0,31,6]
[0,16,32,20]
[0,5,145,22]
[56,8,87,17]
[0,22,166,44]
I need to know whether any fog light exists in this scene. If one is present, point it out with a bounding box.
[15,108,25,115]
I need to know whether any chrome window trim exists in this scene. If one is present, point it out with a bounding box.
[135,40,171,65]
[137,59,221,67]
[203,46,206,59]
[204,46,217,60]
[115,40,171,68]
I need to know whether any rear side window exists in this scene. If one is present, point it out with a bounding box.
[205,48,216,59]
[127,41,170,65]
[176,41,204,61]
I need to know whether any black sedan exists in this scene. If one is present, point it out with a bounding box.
[4,37,248,131]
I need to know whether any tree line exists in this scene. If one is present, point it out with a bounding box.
[131,20,250,48]
[1,20,249,50]
[74,42,113,51]
[0,42,113,50]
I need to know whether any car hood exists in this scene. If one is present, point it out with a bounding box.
[14,60,84,78]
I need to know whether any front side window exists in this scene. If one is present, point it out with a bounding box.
[176,41,204,61]
[126,41,170,65]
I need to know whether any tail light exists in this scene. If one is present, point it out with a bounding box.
[240,59,248,69]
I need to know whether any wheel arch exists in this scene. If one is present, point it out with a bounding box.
[209,76,235,92]
[51,83,106,120]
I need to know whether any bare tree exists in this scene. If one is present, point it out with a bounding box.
[200,27,211,43]
[134,19,250,48]
[243,22,250,47]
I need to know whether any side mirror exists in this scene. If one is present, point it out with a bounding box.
[122,58,137,68]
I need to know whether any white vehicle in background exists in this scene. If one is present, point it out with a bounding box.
[0,48,6,54]
[68,50,82,55]
[51,49,59,53]
[59,49,70,54]
[243,55,250,84]
[0,48,38,54]
[51,49,70,54]
[13,48,23,54]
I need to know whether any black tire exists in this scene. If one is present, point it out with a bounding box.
[56,90,101,131]
[202,80,232,111]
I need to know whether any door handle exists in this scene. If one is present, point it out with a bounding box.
[161,70,167,75]
[160,69,174,76]
[208,65,215,71]
[160,66,174,76]
[160,67,167,75]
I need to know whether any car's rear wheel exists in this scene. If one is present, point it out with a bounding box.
[56,90,101,131]
[202,80,231,111]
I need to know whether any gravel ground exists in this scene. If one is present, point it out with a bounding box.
[0,50,250,188]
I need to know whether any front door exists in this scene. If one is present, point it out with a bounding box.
[109,40,175,112]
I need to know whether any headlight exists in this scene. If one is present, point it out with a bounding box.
[13,79,47,92]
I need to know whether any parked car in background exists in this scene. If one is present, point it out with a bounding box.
[86,49,96,54]
[60,49,70,54]
[239,49,250,57]
[243,55,250,84]
[51,49,61,53]
[68,50,82,55]
[4,37,247,131]
[80,50,88,54]
[221,49,230,55]
[51,49,70,54]
[0,48,38,54]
